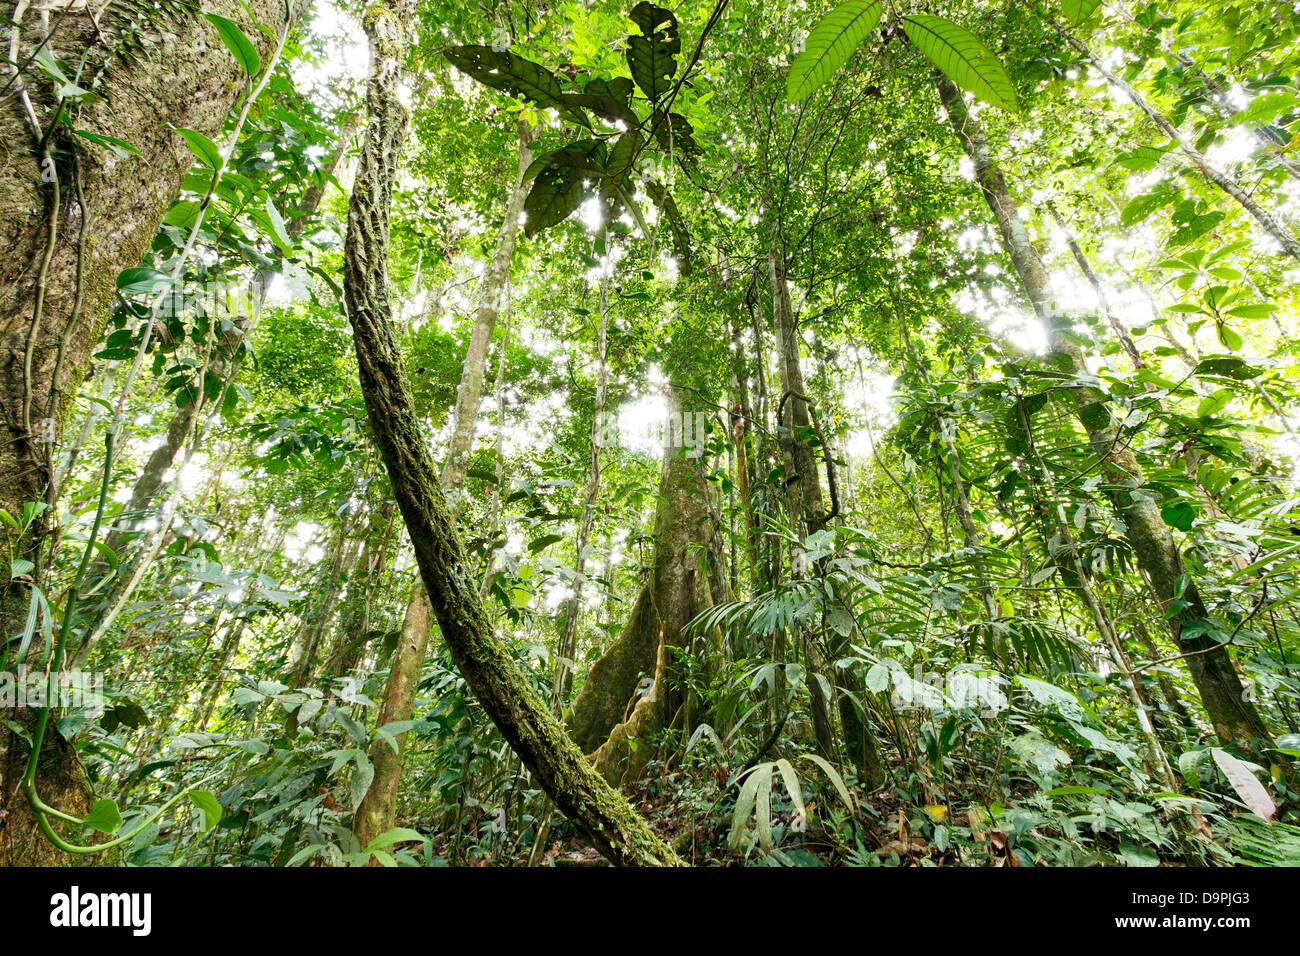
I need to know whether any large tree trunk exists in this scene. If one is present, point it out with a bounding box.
[341,0,677,866]
[587,386,720,785]
[936,75,1278,756]
[0,0,288,867]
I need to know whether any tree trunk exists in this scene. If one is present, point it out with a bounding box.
[937,75,1278,756]
[553,247,609,703]
[440,121,536,496]
[768,248,825,530]
[341,0,677,865]
[588,386,720,785]
[351,578,433,858]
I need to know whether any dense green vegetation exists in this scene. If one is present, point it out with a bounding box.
[3,0,1300,868]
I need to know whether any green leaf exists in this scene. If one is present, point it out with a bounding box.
[187,790,222,832]
[524,165,584,237]
[204,13,261,76]
[1114,143,1173,172]
[1161,501,1196,532]
[350,753,375,811]
[116,267,167,295]
[528,533,564,553]
[728,764,764,853]
[171,126,223,170]
[72,128,140,158]
[364,826,429,854]
[1061,0,1104,25]
[799,753,855,812]
[1194,355,1262,380]
[786,0,884,103]
[625,2,680,104]
[644,181,692,270]
[163,200,202,230]
[563,77,639,126]
[1120,188,1175,226]
[444,46,591,129]
[262,195,293,255]
[1196,388,1232,419]
[1225,304,1275,320]
[902,14,1019,113]
[1010,733,1071,774]
[83,798,123,834]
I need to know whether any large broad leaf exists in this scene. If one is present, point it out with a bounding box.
[625,2,680,104]
[787,0,884,103]
[1194,355,1263,381]
[1061,0,1104,25]
[651,110,701,155]
[444,46,591,129]
[902,14,1020,113]
[1211,748,1277,821]
[562,77,639,127]
[524,141,605,237]
[604,128,642,181]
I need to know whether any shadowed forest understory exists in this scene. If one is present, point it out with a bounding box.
[4,0,1300,869]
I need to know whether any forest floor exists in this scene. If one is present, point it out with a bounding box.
[422,766,1019,866]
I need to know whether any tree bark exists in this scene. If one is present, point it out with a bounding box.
[553,248,609,703]
[350,115,537,859]
[351,577,433,857]
[588,386,720,785]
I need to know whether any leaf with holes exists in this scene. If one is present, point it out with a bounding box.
[444,46,591,129]
[625,2,680,103]
[523,141,605,237]
[563,77,639,126]
[524,165,586,236]
[902,15,1019,113]
[787,0,884,103]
